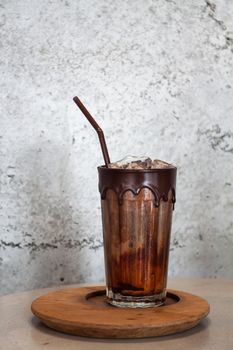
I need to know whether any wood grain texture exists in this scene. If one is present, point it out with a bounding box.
[31,286,210,339]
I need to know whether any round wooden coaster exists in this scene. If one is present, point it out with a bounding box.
[31,286,210,339]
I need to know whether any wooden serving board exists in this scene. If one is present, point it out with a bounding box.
[31,286,210,339]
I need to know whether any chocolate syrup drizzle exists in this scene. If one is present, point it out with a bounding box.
[98,166,177,209]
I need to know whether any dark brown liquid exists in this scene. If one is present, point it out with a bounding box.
[101,188,173,297]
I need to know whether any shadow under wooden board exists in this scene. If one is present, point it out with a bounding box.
[31,286,210,339]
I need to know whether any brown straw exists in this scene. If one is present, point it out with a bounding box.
[73,96,111,167]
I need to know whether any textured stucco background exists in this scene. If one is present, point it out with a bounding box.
[0,0,233,295]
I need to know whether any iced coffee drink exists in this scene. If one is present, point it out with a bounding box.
[98,157,176,308]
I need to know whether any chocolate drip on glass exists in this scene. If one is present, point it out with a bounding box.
[98,166,176,209]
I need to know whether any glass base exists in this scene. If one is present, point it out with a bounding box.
[107,289,166,308]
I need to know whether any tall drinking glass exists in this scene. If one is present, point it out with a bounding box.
[98,165,176,308]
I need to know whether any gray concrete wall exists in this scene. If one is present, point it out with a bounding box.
[0,0,233,295]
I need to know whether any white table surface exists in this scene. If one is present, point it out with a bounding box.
[0,278,232,350]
